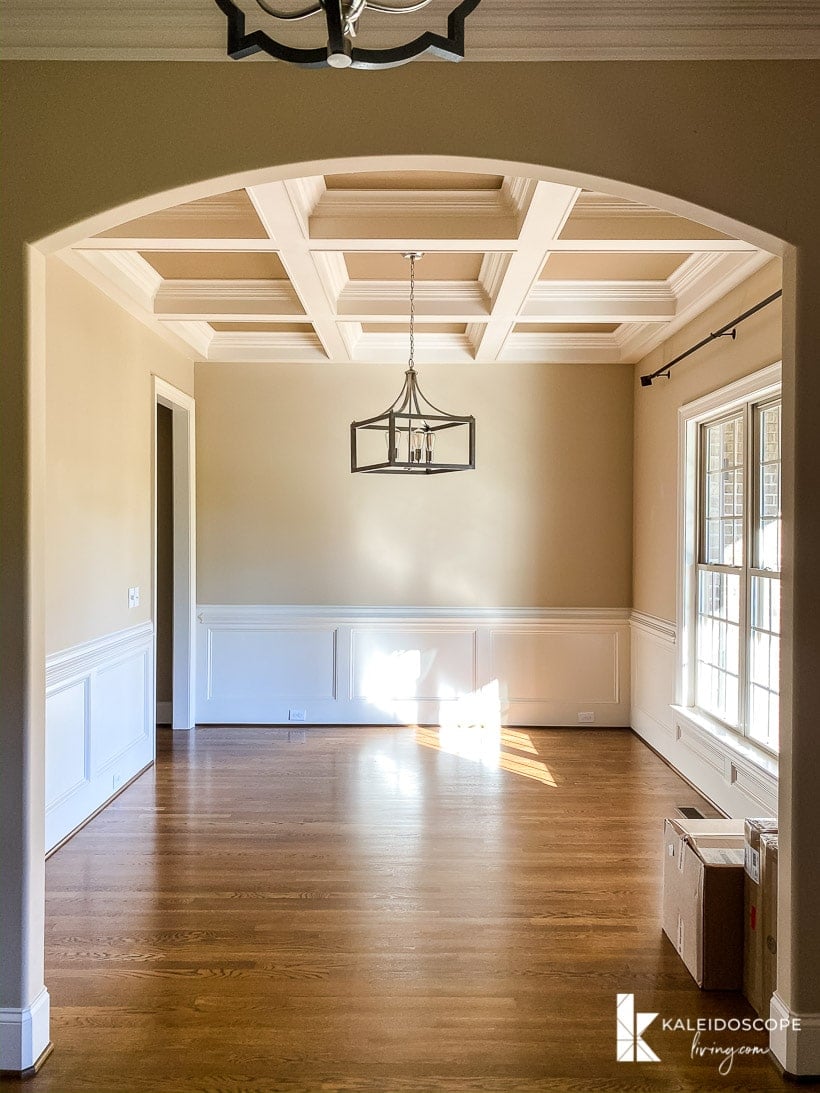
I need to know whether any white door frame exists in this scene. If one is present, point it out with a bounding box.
[153,376,196,731]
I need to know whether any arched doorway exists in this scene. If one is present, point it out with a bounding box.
[2,57,818,1080]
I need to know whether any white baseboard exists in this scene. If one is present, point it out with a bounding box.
[770,992,820,1078]
[45,622,154,852]
[196,604,632,727]
[0,987,50,1074]
[156,700,173,725]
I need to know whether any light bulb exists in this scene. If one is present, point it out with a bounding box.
[411,428,424,463]
[384,428,400,462]
[424,430,436,463]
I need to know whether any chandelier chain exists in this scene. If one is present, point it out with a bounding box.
[408,253,416,371]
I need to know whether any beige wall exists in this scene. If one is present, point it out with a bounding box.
[196,360,634,607]
[45,258,194,654]
[632,259,782,623]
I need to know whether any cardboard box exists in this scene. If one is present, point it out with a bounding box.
[760,833,779,1017]
[662,817,746,989]
[743,818,778,1015]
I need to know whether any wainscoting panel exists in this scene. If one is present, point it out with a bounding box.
[207,626,336,701]
[629,611,778,818]
[45,622,154,852]
[45,680,88,808]
[350,628,476,701]
[491,630,618,703]
[196,606,631,727]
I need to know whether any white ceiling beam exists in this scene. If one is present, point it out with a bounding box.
[246,180,350,361]
[473,182,580,361]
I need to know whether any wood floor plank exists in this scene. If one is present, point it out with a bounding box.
[7,726,806,1092]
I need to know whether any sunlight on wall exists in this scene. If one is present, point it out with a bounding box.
[359,648,422,723]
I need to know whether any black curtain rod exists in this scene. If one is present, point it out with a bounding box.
[639,289,783,387]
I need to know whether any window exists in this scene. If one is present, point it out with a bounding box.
[680,367,782,754]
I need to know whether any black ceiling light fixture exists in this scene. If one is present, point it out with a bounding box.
[213,0,482,68]
[350,253,475,475]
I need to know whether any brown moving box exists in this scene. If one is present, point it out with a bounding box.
[743,818,778,1015]
[662,817,746,989]
[760,833,779,1018]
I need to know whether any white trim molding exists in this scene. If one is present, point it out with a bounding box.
[0,987,51,1074]
[45,622,154,852]
[196,604,631,728]
[770,993,820,1078]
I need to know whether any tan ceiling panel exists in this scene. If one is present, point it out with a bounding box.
[325,172,504,191]
[97,190,269,240]
[361,322,468,334]
[539,252,687,281]
[140,252,289,280]
[209,322,314,333]
[344,252,483,281]
[514,323,619,334]
[559,214,732,242]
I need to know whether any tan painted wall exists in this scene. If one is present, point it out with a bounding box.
[45,258,194,654]
[196,360,633,607]
[632,259,782,624]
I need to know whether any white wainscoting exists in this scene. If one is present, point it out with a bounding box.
[630,611,778,817]
[45,622,154,852]
[196,606,631,727]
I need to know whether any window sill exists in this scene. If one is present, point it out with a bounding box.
[670,705,779,781]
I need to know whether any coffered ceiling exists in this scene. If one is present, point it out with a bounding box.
[2,0,818,58]
[63,170,772,366]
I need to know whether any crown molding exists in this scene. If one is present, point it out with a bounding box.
[153,278,304,319]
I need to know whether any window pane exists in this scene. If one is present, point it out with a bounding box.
[756,402,781,571]
[701,415,744,565]
[748,575,780,750]
[696,568,741,727]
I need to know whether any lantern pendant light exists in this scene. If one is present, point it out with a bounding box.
[350,253,476,475]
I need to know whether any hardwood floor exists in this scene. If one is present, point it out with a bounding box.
[7,726,804,1092]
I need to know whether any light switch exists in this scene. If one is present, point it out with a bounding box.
[128,586,140,609]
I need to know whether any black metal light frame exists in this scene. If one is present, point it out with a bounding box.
[213,0,482,68]
[351,252,475,474]
[351,368,476,474]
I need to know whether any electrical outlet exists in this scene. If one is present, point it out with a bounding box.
[127,586,140,609]
[112,771,123,790]
[577,711,595,724]
[288,708,307,722]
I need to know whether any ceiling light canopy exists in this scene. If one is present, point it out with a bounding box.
[214,0,482,68]
[351,253,476,474]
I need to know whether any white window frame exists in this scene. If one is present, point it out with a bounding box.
[676,362,782,762]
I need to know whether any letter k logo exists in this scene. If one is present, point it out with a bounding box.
[616,993,660,1062]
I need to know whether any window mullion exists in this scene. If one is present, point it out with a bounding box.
[739,401,753,738]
